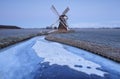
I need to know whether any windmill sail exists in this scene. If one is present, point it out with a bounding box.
[51,5,60,16]
[51,5,70,31]
[62,7,70,15]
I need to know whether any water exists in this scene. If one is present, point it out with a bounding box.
[0,36,120,79]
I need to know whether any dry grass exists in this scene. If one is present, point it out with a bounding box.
[45,35,120,62]
[0,30,49,49]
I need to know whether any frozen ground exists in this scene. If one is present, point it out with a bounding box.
[0,36,120,79]
[0,29,49,38]
[0,29,50,48]
[53,28,120,48]
[46,28,120,62]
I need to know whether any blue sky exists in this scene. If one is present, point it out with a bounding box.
[0,0,120,28]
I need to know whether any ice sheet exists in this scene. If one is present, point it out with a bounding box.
[32,37,106,77]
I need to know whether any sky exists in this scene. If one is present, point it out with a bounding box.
[0,0,120,28]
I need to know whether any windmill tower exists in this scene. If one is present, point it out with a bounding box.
[51,5,70,31]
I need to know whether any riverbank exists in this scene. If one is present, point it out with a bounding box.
[45,28,120,62]
[1,28,120,63]
[0,29,50,49]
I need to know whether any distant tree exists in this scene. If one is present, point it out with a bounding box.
[0,25,21,29]
[46,26,53,29]
[113,27,120,29]
[54,26,57,29]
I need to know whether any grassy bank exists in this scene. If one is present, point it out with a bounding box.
[1,28,120,62]
[45,29,120,62]
[0,29,50,49]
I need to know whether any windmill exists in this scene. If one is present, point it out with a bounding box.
[51,5,70,31]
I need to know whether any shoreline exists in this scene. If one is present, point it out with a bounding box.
[0,29,49,49]
[45,29,120,63]
[0,28,120,63]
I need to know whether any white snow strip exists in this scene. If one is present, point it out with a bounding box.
[32,38,107,77]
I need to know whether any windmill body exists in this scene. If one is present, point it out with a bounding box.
[58,15,68,31]
[51,5,69,31]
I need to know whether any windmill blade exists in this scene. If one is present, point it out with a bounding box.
[59,18,68,29]
[53,19,67,29]
[60,20,68,30]
[51,5,60,16]
[62,7,70,15]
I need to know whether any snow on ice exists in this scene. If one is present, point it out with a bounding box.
[32,37,107,77]
[1,36,120,79]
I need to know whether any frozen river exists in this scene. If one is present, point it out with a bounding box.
[0,36,120,79]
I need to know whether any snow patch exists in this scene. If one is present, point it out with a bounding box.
[32,39,107,77]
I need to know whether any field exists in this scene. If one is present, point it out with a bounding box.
[46,28,120,62]
[73,28,120,48]
[0,29,50,49]
[1,28,120,62]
